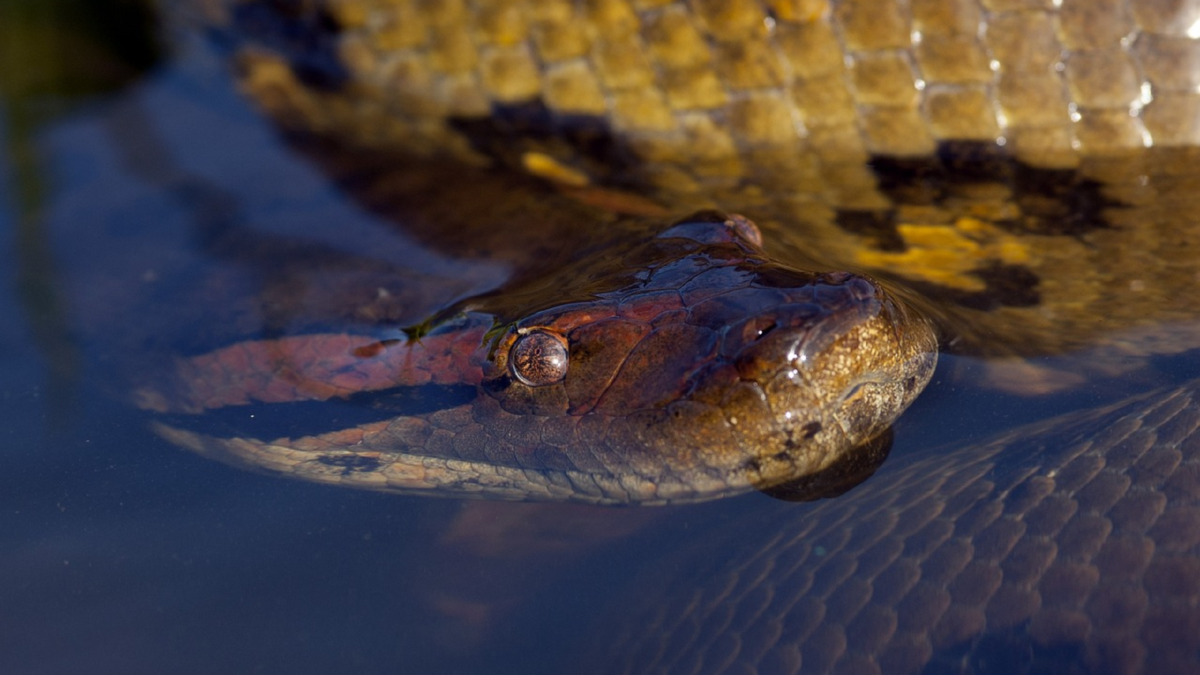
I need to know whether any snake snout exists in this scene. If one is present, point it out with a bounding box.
[728,276,885,385]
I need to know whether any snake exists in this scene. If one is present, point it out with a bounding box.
[142,0,1200,672]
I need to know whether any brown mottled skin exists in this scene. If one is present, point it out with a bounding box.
[185,0,1200,362]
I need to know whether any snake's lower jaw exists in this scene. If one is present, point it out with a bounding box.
[756,428,896,503]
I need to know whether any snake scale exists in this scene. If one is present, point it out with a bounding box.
[156,0,1200,673]
[587,378,1200,675]
[191,0,1200,356]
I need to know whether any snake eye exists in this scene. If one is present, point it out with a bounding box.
[509,330,569,386]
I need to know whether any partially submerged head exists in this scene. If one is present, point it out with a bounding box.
[480,213,938,501]
[146,212,936,504]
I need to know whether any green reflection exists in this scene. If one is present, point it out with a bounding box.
[0,0,160,424]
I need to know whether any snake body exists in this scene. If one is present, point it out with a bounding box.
[198,0,1200,361]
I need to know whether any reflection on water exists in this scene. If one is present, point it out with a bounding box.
[0,10,670,674]
[2,5,1199,675]
[1,0,160,425]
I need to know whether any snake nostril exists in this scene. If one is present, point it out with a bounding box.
[847,276,878,300]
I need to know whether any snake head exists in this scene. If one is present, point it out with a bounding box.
[479,214,938,501]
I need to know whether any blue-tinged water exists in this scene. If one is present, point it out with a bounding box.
[0,29,692,675]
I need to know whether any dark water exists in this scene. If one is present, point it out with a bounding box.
[3,5,1198,675]
[0,8,684,674]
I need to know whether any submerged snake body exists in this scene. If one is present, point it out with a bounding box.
[589,378,1200,675]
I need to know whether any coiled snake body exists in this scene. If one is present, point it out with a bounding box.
[157,1,1200,672]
